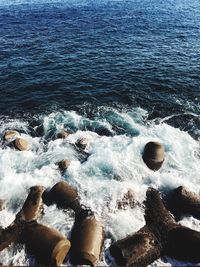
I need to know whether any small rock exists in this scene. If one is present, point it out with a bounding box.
[14,138,30,151]
[76,137,88,150]
[3,130,19,141]
[57,160,71,171]
[0,200,6,211]
[57,130,71,139]
[117,189,135,209]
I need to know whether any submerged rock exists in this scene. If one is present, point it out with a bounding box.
[14,137,30,151]
[71,209,104,266]
[21,221,71,266]
[0,199,6,211]
[57,159,71,172]
[76,137,88,150]
[142,142,164,171]
[117,189,135,210]
[57,130,71,139]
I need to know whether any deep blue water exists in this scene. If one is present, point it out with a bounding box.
[0,0,200,138]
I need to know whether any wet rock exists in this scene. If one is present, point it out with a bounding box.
[0,223,22,252]
[109,225,162,266]
[167,186,200,220]
[57,160,71,172]
[76,137,88,150]
[142,142,164,171]
[0,199,6,211]
[71,209,104,266]
[117,189,135,210]
[57,130,71,139]
[42,181,81,212]
[21,221,71,266]
[3,130,19,141]
[15,186,45,223]
[165,226,200,263]
[14,137,30,151]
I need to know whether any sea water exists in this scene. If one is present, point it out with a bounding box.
[0,0,199,265]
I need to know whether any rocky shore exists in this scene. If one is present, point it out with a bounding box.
[0,130,199,266]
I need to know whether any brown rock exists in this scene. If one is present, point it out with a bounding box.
[42,181,81,212]
[109,225,162,266]
[3,130,19,141]
[15,186,45,223]
[22,222,71,266]
[76,137,88,150]
[0,223,22,252]
[57,130,70,139]
[142,142,164,171]
[57,160,71,172]
[0,199,6,211]
[117,189,135,210]
[71,212,104,266]
[167,186,200,219]
[14,137,29,151]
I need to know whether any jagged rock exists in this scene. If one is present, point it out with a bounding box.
[57,160,71,172]
[15,186,45,223]
[3,130,19,141]
[71,209,104,266]
[117,189,135,210]
[167,186,200,219]
[21,221,71,266]
[0,223,22,252]
[14,137,30,151]
[42,181,81,212]
[57,130,71,139]
[0,199,6,211]
[142,142,164,171]
[109,225,162,266]
[76,137,88,150]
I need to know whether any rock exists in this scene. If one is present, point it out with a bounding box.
[0,199,6,211]
[15,186,45,223]
[71,209,104,266]
[167,186,200,220]
[76,137,88,150]
[166,225,200,262]
[0,223,22,252]
[57,130,71,139]
[42,181,81,212]
[21,221,71,266]
[109,225,162,266]
[3,130,19,141]
[57,160,71,172]
[117,189,135,210]
[14,137,29,151]
[142,142,164,171]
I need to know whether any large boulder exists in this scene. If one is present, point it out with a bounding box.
[71,210,104,266]
[21,222,71,266]
[42,181,81,212]
[142,141,164,171]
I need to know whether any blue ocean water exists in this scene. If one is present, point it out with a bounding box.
[0,0,200,137]
[0,0,200,266]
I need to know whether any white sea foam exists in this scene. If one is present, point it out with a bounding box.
[0,107,199,266]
